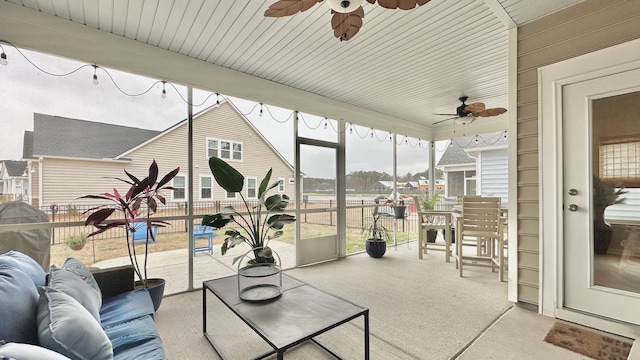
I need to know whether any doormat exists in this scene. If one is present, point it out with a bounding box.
[544,322,632,360]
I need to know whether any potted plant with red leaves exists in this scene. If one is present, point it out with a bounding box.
[80,160,179,311]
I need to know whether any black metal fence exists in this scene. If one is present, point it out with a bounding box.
[26,196,456,245]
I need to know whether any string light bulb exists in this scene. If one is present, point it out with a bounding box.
[389,133,392,142]
[475,134,479,144]
[370,128,374,138]
[349,123,353,134]
[259,103,263,117]
[324,118,328,129]
[0,46,7,66]
[91,65,99,85]
[404,136,408,145]
[503,131,507,139]
[216,93,220,105]
[449,139,453,147]
[161,81,166,99]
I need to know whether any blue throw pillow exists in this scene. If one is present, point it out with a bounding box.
[0,250,46,287]
[36,287,113,360]
[0,264,39,345]
[0,342,72,360]
[59,257,101,298]
[48,268,102,322]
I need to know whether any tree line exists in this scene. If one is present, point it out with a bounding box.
[303,169,443,192]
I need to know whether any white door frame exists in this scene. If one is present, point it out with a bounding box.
[539,37,640,337]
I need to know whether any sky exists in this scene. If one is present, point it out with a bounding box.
[0,45,440,178]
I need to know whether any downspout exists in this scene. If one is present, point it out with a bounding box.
[27,160,32,205]
[38,157,43,207]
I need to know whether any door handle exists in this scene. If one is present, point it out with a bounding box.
[568,189,578,196]
[568,204,578,212]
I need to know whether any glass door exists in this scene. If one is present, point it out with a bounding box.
[563,68,640,324]
[296,141,340,266]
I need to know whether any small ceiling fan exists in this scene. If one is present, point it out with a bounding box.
[264,0,431,41]
[432,96,507,125]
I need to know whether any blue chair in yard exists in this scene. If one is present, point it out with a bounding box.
[131,221,158,244]
[193,223,216,256]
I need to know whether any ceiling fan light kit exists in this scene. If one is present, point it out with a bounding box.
[326,0,362,13]
[264,0,431,41]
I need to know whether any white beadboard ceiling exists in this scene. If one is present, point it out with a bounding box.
[0,0,583,140]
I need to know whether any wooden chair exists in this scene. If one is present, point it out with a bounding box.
[454,196,504,280]
[413,196,452,262]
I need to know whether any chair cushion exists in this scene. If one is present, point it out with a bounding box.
[0,265,39,344]
[103,315,166,360]
[36,287,113,360]
[0,250,46,287]
[100,289,155,329]
[58,257,101,297]
[0,342,72,360]
[47,267,102,322]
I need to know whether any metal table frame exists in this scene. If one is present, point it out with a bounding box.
[203,274,369,360]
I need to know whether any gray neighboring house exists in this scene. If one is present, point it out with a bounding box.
[22,100,296,208]
[0,160,28,201]
[437,131,508,204]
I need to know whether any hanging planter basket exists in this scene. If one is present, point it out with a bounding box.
[393,206,406,219]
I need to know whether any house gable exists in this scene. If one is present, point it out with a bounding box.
[29,100,296,205]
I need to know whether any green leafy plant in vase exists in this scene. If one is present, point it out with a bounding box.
[201,157,296,265]
[422,191,442,243]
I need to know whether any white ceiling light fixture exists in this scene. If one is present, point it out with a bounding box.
[455,116,477,125]
[326,0,364,13]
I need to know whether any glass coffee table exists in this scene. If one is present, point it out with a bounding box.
[203,273,369,359]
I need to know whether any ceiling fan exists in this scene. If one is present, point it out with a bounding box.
[432,96,507,125]
[264,0,431,41]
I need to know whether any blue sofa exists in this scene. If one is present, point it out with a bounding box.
[0,251,166,360]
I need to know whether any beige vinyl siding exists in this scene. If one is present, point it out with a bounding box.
[516,0,640,305]
[40,158,126,207]
[188,102,294,202]
[39,101,294,207]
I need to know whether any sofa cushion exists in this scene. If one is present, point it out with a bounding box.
[0,341,72,360]
[0,250,46,287]
[47,267,102,322]
[100,289,155,329]
[36,287,113,360]
[58,257,101,297]
[103,315,166,360]
[0,264,39,344]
